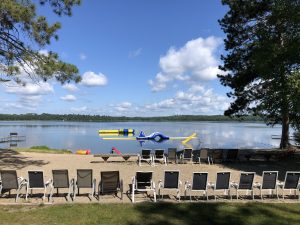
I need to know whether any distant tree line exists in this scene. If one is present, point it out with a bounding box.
[0,113,263,122]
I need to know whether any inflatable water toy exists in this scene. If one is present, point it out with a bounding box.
[76,149,91,155]
[181,133,197,144]
[111,147,122,155]
[136,131,169,142]
[98,129,134,135]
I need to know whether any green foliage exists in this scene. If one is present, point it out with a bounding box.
[0,0,81,84]
[218,0,300,148]
[30,145,50,149]
[0,113,263,122]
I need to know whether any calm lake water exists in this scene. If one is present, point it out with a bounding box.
[0,121,284,153]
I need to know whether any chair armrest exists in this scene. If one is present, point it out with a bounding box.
[230,181,238,189]
[184,181,191,190]
[45,178,53,188]
[252,182,261,188]
[179,180,182,186]
[158,180,162,188]
[207,182,215,189]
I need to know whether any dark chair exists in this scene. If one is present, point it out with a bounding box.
[211,149,223,164]
[208,172,231,200]
[131,171,156,203]
[231,172,255,199]
[185,172,208,201]
[180,149,193,163]
[153,149,166,165]
[167,148,177,164]
[0,170,26,202]
[279,171,300,199]
[253,171,278,199]
[26,170,52,201]
[74,169,96,200]
[192,150,200,164]
[50,170,74,202]
[99,171,123,200]
[158,171,181,201]
[138,149,153,166]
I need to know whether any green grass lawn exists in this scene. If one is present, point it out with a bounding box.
[0,203,299,225]
[13,145,72,154]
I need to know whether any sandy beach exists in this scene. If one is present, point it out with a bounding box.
[0,149,300,204]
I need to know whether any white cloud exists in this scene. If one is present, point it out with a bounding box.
[114,102,132,112]
[71,106,88,113]
[149,36,223,91]
[5,82,54,95]
[129,48,142,58]
[81,71,108,87]
[60,94,77,101]
[62,83,78,92]
[79,53,87,60]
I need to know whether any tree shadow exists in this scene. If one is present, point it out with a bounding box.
[127,202,300,225]
[0,149,48,169]
[220,152,300,181]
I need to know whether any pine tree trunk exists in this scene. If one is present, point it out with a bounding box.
[280,113,289,149]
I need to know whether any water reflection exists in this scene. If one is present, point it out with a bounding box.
[0,121,282,153]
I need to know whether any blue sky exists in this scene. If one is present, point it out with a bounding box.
[0,0,231,116]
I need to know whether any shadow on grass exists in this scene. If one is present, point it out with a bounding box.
[129,202,300,225]
[0,149,48,169]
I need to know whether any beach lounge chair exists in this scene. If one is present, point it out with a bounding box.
[210,149,223,164]
[185,172,208,201]
[253,171,279,199]
[180,149,193,163]
[138,149,153,166]
[49,170,74,202]
[131,171,156,203]
[153,149,167,166]
[167,148,177,164]
[25,170,52,201]
[230,172,255,200]
[98,171,123,200]
[278,171,300,200]
[74,169,96,200]
[0,170,27,202]
[207,172,231,200]
[199,149,212,165]
[158,170,181,201]
[192,150,201,164]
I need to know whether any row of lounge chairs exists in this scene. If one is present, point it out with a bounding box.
[138,148,213,166]
[132,170,300,202]
[0,170,122,202]
[1,169,300,202]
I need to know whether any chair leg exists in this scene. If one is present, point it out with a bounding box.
[25,185,29,201]
[132,186,135,203]
[153,190,156,202]
[177,189,180,202]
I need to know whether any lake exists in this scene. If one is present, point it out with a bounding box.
[0,121,285,153]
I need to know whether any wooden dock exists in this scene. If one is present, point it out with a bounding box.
[0,133,26,143]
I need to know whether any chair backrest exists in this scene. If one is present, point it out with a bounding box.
[141,149,151,159]
[167,148,177,160]
[154,149,164,158]
[192,150,200,162]
[0,170,18,189]
[284,171,300,189]
[238,172,255,190]
[164,171,180,189]
[28,171,45,188]
[215,172,230,190]
[52,170,69,188]
[192,172,208,190]
[77,169,93,188]
[262,171,278,189]
[183,149,192,159]
[136,171,153,189]
[100,171,120,194]
[200,149,208,158]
